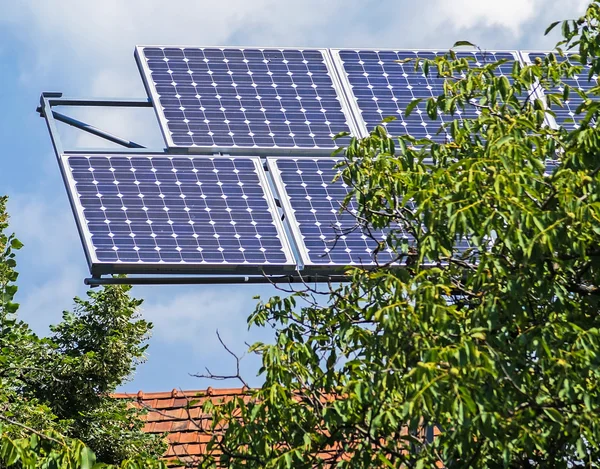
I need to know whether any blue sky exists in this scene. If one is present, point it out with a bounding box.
[0,0,589,393]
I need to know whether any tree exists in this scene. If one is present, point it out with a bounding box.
[199,3,600,468]
[0,195,166,468]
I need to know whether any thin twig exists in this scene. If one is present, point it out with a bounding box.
[0,412,65,446]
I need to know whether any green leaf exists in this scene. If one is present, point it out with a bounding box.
[426,98,438,120]
[545,21,560,35]
[405,99,423,117]
[332,131,350,141]
[562,20,571,38]
[79,446,97,469]
[543,408,564,424]
[29,434,38,450]
[453,40,476,48]
[1,438,20,466]
[9,238,23,250]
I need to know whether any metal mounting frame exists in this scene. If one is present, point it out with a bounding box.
[37,92,167,157]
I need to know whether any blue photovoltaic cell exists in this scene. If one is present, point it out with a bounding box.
[527,52,597,131]
[64,155,293,272]
[335,49,518,141]
[269,157,407,266]
[137,47,352,150]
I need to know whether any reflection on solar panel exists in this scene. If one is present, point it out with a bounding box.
[268,157,406,267]
[136,46,354,152]
[62,154,295,275]
[332,49,519,141]
[523,52,597,131]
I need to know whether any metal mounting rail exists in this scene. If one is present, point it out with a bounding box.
[85,275,352,287]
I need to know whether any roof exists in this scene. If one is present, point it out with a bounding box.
[115,387,441,468]
[113,387,247,468]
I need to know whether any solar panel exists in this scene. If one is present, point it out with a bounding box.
[136,46,357,153]
[60,154,295,275]
[267,157,407,268]
[522,52,597,131]
[331,49,520,141]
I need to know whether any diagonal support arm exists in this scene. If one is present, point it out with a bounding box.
[51,110,145,149]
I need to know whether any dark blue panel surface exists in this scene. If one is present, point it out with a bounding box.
[66,155,293,270]
[336,49,517,141]
[138,47,351,150]
[270,157,408,266]
[527,52,596,130]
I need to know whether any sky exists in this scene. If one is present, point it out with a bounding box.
[0,0,590,393]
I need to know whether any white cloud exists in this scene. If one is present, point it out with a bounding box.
[134,283,280,387]
[140,288,249,345]
[2,0,354,68]
[434,0,590,44]
[3,0,593,94]
[437,0,538,34]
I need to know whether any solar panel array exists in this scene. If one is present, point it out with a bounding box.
[58,46,581,278]
[62,154,294,275]
[331,49,518,141]
[268,157,405,267]
[522,52,597,131]
[136,47,354,152]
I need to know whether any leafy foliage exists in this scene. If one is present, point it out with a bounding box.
[36,285,163,463]
[199,3,600,468]
[0,195,165,467]
[0,430,166,469]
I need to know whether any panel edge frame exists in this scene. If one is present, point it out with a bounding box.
[329,49,369,138]
[135,46,176,150]
[266,157,313,269]
[59,153,100,274]
[322,49,365,141]
[250,156,298,267]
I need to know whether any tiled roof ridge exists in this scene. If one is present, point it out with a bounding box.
[112,386,249,400]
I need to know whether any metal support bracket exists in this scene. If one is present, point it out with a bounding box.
[51,111,145,149]
[85,274,351,287]
[37,92,164,155]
